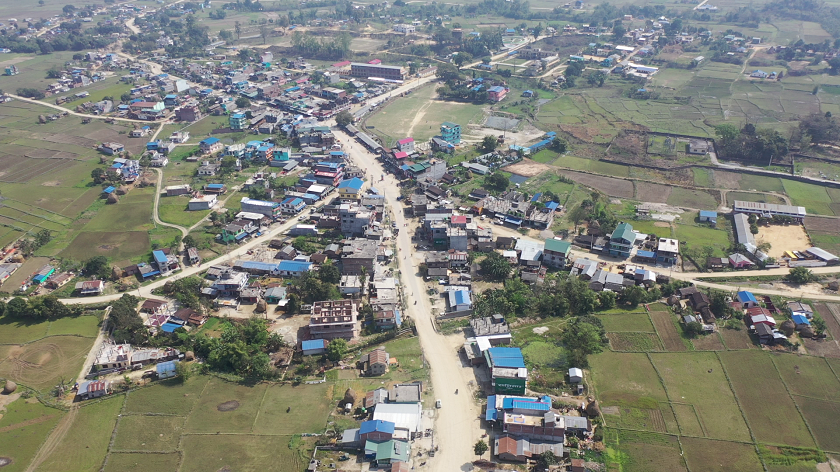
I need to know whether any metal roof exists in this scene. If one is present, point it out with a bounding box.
[301,339,327,350]
[360,419,395,435]
[737,291,757,303]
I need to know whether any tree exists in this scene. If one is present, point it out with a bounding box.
[786,267,815,284]
[533,23,543,39]
[259,24,270,44]
[335,110,354,127]
[685,321,704,337]
[84,255,110,279]
[326,339,347,362]
[234,20,241,40]
[535,451,560,469]
[481,135,498,152]
[479,251,512,280]
[563,318,606,367]
[485,172,509,192]
[175,361,192,382]
[63,4,76,15]
[587,71,606,87]
[473,439,488,459]
[612,24,626,41]
[597,290,616,310]
[183,235,197,249]
[621,285,646,308]
[235,97,251,108]
[319,262,340,284]
[812,313,827,336]
[550,136,567,153]
[453,51,472,67]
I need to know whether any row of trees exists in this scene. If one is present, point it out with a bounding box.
[714,123,789,163]
[0,294,81,320]
[290,31,351,59]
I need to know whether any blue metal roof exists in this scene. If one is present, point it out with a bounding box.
[338,177,364,190]
[453,290,470,305]
[207,183,225,189]
[737,291,757,303]
[502,398,550,411]
[504,216,522,225]
[485,395,498,421]
[637,250,656,258]
[360,420,395,435]
[487,347,525,368]
[152,250,168,264]
[530,192,542,202]
[238,261,279,271]
[792,314,810,325]
[157,360,178,372]
[278,260,312,272]
[545,202,559,210]
[301,339,327,350]
[699,210,718,217]
[201,137,220,145]
[160,322,182,333]
[103,186,115,194]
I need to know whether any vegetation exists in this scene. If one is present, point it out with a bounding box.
[785,267,817,284]
[479,250,512,280]
[191,317,279,379]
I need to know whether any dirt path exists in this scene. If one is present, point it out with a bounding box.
[405,99,435,138]
[24,405,78,472]
[0,413,58,434]
[8,95,149,123]
[151,168,189,244]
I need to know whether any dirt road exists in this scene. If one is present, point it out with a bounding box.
[336,127,482,470]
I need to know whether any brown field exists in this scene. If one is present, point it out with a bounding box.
[649,310,686,352]
[691,333,726,351]
[792,396,840,452]
[563,170,634,198]
[635,182,673,204]
[505,159,552,177]
[755,224,811,258]
[803,338,840,358]
[803,216,840,233]
[815,304,840,342]
[607,332,664,351]
[720,328,755,350]
[712,170,743,189]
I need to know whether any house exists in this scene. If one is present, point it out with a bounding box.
[494,435,564,463]
[374,307,402,330]
[188,195,217,211]
[310,299,359,340]
[656,238,679,265]
[397,137,415,154]
[750,70,769,78]
[166,184,191,196]
[608,222,635,258]
[373,402,423,433]
[275,245,298,261]
[707,257,728,269]
[156,360,178,379]
[280,197,306,214]
[276,260,312,277]
[301,339,328,356]
[389,383,422,403]
[229,112,249,130]
[77,380,109,400]
[364,348,389,376]
[755,323,774,344]
[488,86,508,102]
[187,247,201,265]
[365,388,390,409]
[242,197,283,218]
[543,239,571,268]
[470,315,510,337]
[264,286,287,304]
[729,253,754,269]
[338,177,365,200]
[359,420,395,442]
[699,211,718,224]
[792,314,811,328]
[340,275,364,295]
[568,367,583,383]
[736,291,758,308]
[197,162,221,176]
[440,121,461,144]
[98,142,124,155]
[688,139,710,155]
[364,439,410,466]
[75,280,105,295]
[448,290,472,312]
[787,301,813,319]
[199,137,223,154]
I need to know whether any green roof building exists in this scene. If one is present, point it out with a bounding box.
[609,222,635,258]
[364,439,410,465]
[440,121,461,144]
[543,238,572,268]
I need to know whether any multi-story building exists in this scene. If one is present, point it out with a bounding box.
[229,112,249,130]
[241,197,282,218]
[340,203,374,236]
[656,238,680,265]
[309,300,359,340]
[608,222,635,258]
[440,121,461,144]
[350,63,406,81]
[543,239,571,268]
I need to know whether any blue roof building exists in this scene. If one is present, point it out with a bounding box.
[699,210,718,224]
[792,314,811,326]
[157,360,178,378]
[301,339,328,355]
[103,186,115,194]
[277,260,313,276]
[737,291,757,305]
[486,347,526,369]
[152,250,168,266]
[359,420,395,436]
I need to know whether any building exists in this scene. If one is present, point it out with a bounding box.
[569,367,583,383]
[165,184,191,196]
[94,343,132,371]
[365,439,410,466]
[372,402,422,433]
[229,112,249,130]
[241,197,282,218]
[364,348,389,376]
[494,435,563,463]
[733,200,806,221]
[77,380,109,400]
[393,24,416,34]
[397,137,415,154]
[488,86,508,102]
[732,213,755,246]
[99,142,124,155]
[359,419,395,442]
[699,210,718,224]
[448,290,472,312]
[729,253,754,269]
[199,137,223,154]
[543,239,571,268]
[806,247,839,264]
[350,62,406,81]
[737,290,758,308]
[688,139,710,154]
[470,315,510,337]
[657,238,679,265]
[440,121,461,144]
[188,195,217,211]
[608,222,635,258]
[338,177,365,200]
[485,347,527,395]
[75,280,105,295]
[301,339,328,356]
[309,300,359,340]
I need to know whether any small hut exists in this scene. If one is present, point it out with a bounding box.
[585,399,601,418]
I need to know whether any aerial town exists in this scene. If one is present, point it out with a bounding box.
[2,0,840,471]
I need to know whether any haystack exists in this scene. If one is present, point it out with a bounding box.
[779,319,795,337]
[339,388,357,407]
[106,193,119,204]
[185,351,195,361]
[585,399,601,417]
[255,299,267,313]
[116,185,130,195]
[799,326,815,338]
[3,380,16,394]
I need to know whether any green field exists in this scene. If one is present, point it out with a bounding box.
[0,335,96,391]
[666,188,719,209]
[719,351,816,448]
[652,353,751,441]
[590,352,668,407]
[112,416,185,452]
[727,191,787,205]
[681,437,764,472]
[157,196,210,228]
[179,434,309,472]
[674,223,732,256]
[0,399,63,472]
[123,377,210,415]
[597,312,655,332]
[737,174,785,193]
[103,453,182,472]
[782,180,837,215]
[252,383,333,435]
[604,429,688,472]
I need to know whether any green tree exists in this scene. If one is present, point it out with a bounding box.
[91,167,106,184]
[326,339,347,361]
[550,136,568,152]
[481,135,498,152]
[786,267,815,284]
[685,321,703,337]
[335,110,354,127]
[234,20,242,40]
[812,313,827,336]
[597,290,616,310]
[479,251,512,280]
[621,285,646,308]
[84,255,110,279]
[563,319,605,367]
[259,24,270,44]
[319,262,340,284]
[536,451,560,469]
[235,97,251,108]
[453,51,472,67]
[175,361,192,382]
[183,235,197,249]
[473,439,488,458]
[485,172,509,192]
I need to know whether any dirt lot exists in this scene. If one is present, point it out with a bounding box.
[563,171,635,198]
[635,182,673,204]
[691,332,725,351]
[804,216,840,233]
[755,224,811,258]
[712,170,743,189]
[505,159,552,177]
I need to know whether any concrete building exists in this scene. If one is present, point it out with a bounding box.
[309,300,359,340]
[543,239,571,268]
[188,195,217,211]
[440,121,461,144]
[733,200,806,221]
[350,62,406,81]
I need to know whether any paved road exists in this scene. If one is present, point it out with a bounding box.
[336,127,481,471]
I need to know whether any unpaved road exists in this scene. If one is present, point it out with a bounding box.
[337,127,482,471]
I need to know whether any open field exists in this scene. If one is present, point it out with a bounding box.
[0,335,96,391]
[648,309,687,352]
[0,399,63,472]
[719,351,815,448]
[652,352,751,441]
[607,332,664,352]
[252,383,332,435]
[180,434,310,472]
[681,437,764,472]
[782,180,839,216]
[770,353,840,402]
[793,396,840,452]
[112,416,185,452]
[597,312,654,332]
[183,378,269,433]
[720,327,756,350]
[604,429,687,472]
[157,196,210,227]
[35,397,123,472]
[103,453,182,472]
[755,224,811,258]
[590,352,667,407]
[674,223,732,257]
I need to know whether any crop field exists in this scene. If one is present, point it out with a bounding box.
[782,180,839,215]
[603,429,687,472]
[103,453,182,472]
[770,354,840,402]
[112,416,185,452]
[184,378,269,433]
[691,332,727,351]
[589,352,668,407]
[681,437,764,472]
[0,335,96,391]
[607,332,664,352]
[59,230,152,263]
[720,327,756,350]
[792,396,840,452]
[652,353,751,441]
[597,312,654,332]
[180,434,309,472]
[648,309,687,352]
[252,383,333,435]
[674,224,732,256]
[719,351,815,447]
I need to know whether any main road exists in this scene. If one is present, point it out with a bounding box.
[336,126,481,471]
